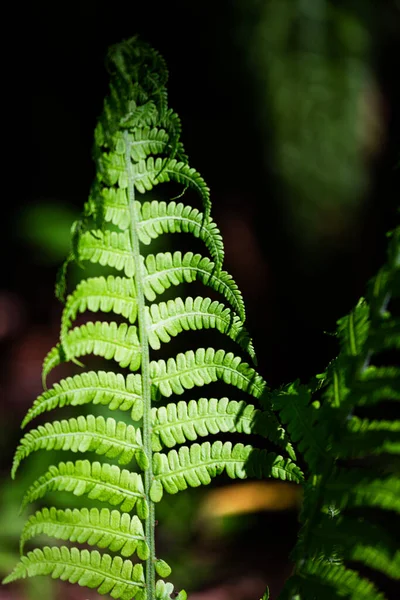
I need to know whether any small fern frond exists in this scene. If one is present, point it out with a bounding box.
[42,322,142,386]
[21,460,145,514]
[149,348,266,399]
[12,415,144,477]
[288,561,386,600]
[3,547,145,600]
[350,541,400,581]
[78,229,135,277]
[336,297,370,358]
[90,188,223,268]
[22,371,143,428]
[98,196,224,267]
[324,468,400,513]
[143,251,245,321]
[270,380,329,471]
[60,321,141,370]
[127,127,171,161]
[306,515,400,580]
[20,507,148,559]
[42,344,64,387]
[61,276,137,339]
[130,157,210,218]
[333,415,400,458]
[151,398,295,459]
[145,296,255,359]
[351,365,400,405]
[153,441,303,494]
[138,201,224,267]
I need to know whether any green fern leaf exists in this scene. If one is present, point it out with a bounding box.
[61,276,138,340]
[324,469,400,513]
[297,560,386,600]
[150,348,267,399]
[352,366,400,405]
[59,321,141,370]
[143,251,245,320]
[12,415,143,477]
[20,507,148,559]
[3,546,145,599]
[334,416,400,458]
[306,514,400,580]
[153,441,303,494]
[137,201,224,268]
[131,157,210,219]
[22,371,143,429]
[22,460,144,513]
[151,397,295,460]
[126,127,171,161]
[270,380,329,470]
[78,229,135,276]
[350,542,400,581]
[42,344,64,387]
[92,186,130,230]
[145,296,255,359]
[337,298,370,358]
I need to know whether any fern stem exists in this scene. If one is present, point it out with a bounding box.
[125,132,156,599]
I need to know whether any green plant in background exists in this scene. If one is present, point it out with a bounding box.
[238,0,373,254]
[3,34,399,600]
[3,37,301,600]
[271,226,400,597]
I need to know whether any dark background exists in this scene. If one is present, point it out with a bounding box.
[0,1,399,598]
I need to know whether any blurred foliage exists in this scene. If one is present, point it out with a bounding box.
[17,202,80,264]
[236,0,379,255]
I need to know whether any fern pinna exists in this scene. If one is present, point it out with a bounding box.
[4,37,302,599]
[272,225,400,599]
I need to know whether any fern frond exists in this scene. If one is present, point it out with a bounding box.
[22,460,145,514]
[131,157,210,219]
[336,298,370,358]
[150,348,266,399]
[350,541,400,581]
[153,441,303,494]
[324,469,400,513]
[78,229,135,277]
[143,251,245,320]
[151,398,296,459]
[6,37,298,599]
[295,560,386,600]
[42,344,64,387]
[12,415,143,477]
[278,226,400,600]
[89,185,129,229]
[22,371,143,429]
[61,276,137,340]
[351,366,400,405]
[138,201,224,267]
[334,416,400,458]
[306,514,400,580]
[128,127,171,161]
[270,380,329,471]
[59,321,141,370]
[3,546,145,600]
[20,507,148,559]
[145,296,255,359]
[119,100,159,129]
